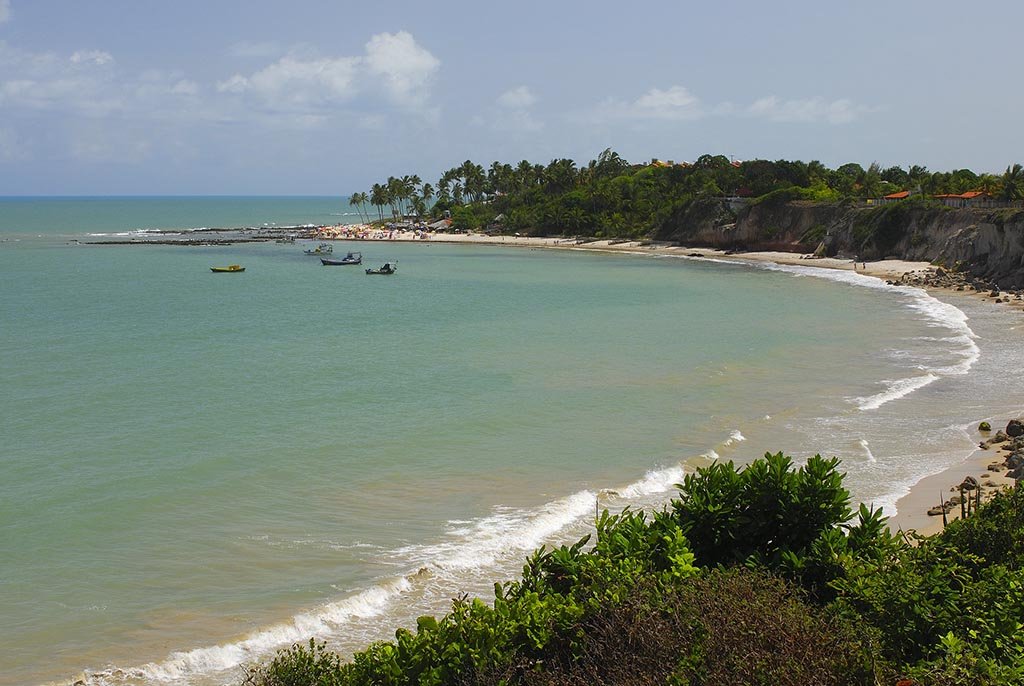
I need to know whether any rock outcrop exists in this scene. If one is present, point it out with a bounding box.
[657,200,1024,288]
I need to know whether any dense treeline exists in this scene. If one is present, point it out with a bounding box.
[245,453,1024,685]
[349,153,1024,239]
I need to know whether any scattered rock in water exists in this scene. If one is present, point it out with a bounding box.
[979,421,992,432]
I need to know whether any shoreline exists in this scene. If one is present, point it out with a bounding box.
[324,229,1023,533]
[88,223,1024,533]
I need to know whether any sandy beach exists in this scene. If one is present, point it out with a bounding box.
[316,226,1023,534]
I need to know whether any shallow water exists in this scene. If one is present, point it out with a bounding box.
[2,198,1021,685]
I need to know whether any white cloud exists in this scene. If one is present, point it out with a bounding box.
[585,85,704,123]
[0,0,10,24]
[634,86,700,117]
[497,86,536,109]
[577,85,873,129]
[473,85,543,132]
[216,31,440,123]
[216,55,360,108]
[747,95,868,124]
[0,44,211,128]
[363,31,439,106]
[70,50,114,66]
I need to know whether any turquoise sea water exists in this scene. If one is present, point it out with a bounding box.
[2,198,1022,685]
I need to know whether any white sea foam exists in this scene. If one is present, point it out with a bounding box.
[113,577,413,683]
[399,490,597,573]
[855,373,940,410]
[859,438,876,463]
[752,262,979,410]
[722,430,746,447]
[87,433,738,685]
[617,464,687,498]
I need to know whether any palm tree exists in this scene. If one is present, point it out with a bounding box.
[349,192,369,223]
[857,162,883,199]
[348,193,360,221]
[544,158,578,194]
[515,160,534,191]
[370,184,387,222]
[1001,163,1023,202]
[908,165,929,194]
[386,177,403,219]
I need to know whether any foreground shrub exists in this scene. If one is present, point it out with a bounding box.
[469,568,875,686]
[243,455,1024,686]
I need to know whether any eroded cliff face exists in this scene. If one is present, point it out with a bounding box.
[658,200,1024,288]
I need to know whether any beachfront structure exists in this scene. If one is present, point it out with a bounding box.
[878,189,1002,208]
[933,190,996,208]
[880,190,912,204]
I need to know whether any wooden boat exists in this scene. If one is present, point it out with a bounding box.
[304,243,333,255]
[365,262,396,275]
[210,264,245,273]
[321,251,362,266]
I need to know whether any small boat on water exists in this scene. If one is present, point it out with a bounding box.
[321,251,362,266]
[210,264,245,273]
[304,243,333,255]
[365,262,396,275]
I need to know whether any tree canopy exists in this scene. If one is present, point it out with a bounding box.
[357,150,1022,238]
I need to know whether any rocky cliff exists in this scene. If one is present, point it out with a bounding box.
[657,199,1024,289]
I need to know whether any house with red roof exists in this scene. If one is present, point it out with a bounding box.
[933,190,993,208]
[880,190,911,204]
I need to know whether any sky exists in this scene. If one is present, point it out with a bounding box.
[0,0,1021,195]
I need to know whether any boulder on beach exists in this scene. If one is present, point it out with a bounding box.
[1006,419,1024,438]
[982,430,1011,449]
[960,476,979,491]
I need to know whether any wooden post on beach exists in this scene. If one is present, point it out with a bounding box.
[941,493,948,528]
[976,484,982,512]
[960,486,967,519]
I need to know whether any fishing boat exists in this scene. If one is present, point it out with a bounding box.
[304,243,333,255]
[210,264,245,273]
[365,262,396,275]
[321,251,362,266]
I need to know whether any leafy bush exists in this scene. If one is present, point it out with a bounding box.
[671,452,852,567]
[243,455,1024,686]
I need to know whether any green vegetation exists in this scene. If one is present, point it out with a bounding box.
[349,153,1023,238]
[244,453,1024,685]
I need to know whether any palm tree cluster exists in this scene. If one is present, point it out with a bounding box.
[346,151,1023,237]
[349,175,434,223]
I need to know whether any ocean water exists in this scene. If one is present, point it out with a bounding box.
[2,198,1022,686]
